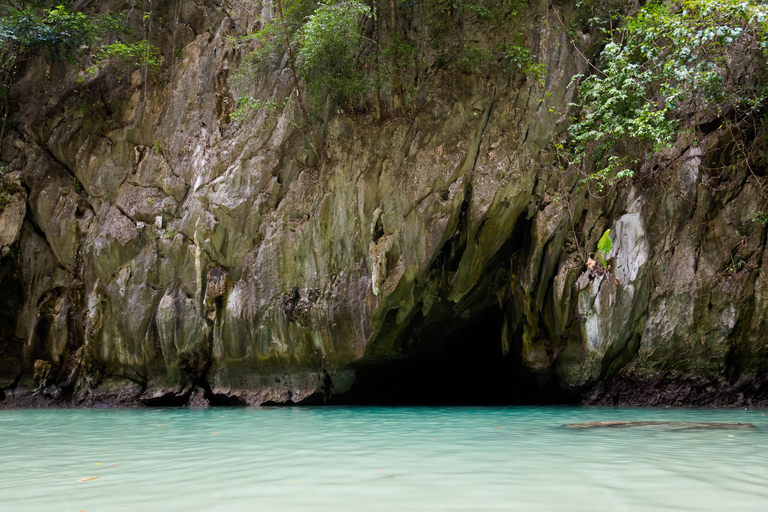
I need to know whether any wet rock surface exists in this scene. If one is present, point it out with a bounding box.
[563,421,757,430]
[0,1,767,407]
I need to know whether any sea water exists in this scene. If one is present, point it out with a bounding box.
[1,406,767,511]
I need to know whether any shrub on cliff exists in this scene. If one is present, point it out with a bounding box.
[0,4,94,60]
[567,0,768,194]
[231,0,538,119]
[0,3,158,142]
[298,0,373,102]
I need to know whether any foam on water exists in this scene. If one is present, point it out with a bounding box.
[1,406,767,511]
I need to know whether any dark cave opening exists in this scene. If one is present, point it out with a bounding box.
[345,307,562,406]
[0,253,24,393]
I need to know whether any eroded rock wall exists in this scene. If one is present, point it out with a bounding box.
[1,0,767,407]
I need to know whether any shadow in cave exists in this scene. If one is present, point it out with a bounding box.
[343,307,567,406]
[0,253,24,392]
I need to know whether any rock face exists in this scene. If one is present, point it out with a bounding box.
[1,0,767,407]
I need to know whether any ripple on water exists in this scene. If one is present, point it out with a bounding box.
[0,406,767,511]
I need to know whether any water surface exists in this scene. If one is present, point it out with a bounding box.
[1,406,766,511]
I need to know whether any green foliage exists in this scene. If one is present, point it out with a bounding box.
[299,0,373,106]
[574,0,628,32]
[725,258,748,273]
[597,228,612,256]
[232,0,373,117]
[570,40,677,160]
[98,12,131,36]
[229,17,281,81]
[231,0,535,119]
[498,41,545,80]
[87,40,160,75]
[594,229,613,270]
[0,2,159,117]
[230,95,278,122]
[0,4,93,61]
[455,45,492,74]
[298,0,372,71]
[426,0,528,34]
[0,3,101,140]
[379,33,418,107]
[754,210,768,225]
[568,0,768,193]
[425,0,534,77]
[230,0,317,80]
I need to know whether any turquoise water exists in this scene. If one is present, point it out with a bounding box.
[1,406,767,511]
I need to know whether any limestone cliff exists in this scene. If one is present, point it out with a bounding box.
[1,0,767,407]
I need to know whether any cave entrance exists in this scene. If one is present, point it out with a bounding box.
[0,253,23,391]
[347,307,540,405]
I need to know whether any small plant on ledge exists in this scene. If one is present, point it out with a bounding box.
[588,229,613,273]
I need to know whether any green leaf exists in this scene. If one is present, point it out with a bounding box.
[598,229,613,257]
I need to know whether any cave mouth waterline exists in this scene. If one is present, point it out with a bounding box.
[336,307,577,406]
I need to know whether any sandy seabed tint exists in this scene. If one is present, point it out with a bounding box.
[1,406,767,511]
